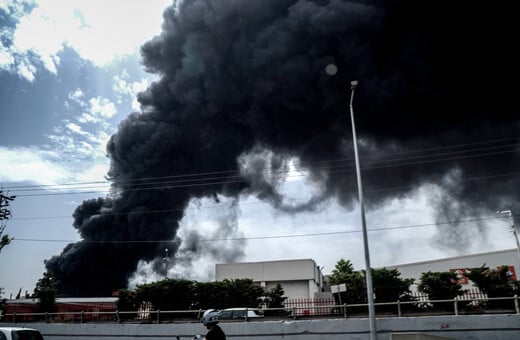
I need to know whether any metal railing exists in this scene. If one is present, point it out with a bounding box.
[2,295,518,324]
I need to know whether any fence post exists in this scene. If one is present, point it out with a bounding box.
[156,309,160,324]
[45,312,49,323]
[343,303,347,318]
[453,299,458,316]
[397,300,401,317]
[292,307,296,320]
[514,295,519,314]
[12,312,16,323]
[116,310,120,323]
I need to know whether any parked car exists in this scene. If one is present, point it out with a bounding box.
[0,327,44,340]
[218,308,264,320]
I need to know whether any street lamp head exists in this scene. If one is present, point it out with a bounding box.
[497,209,512,215]
[325,64,338,75]
[351,80,358,89]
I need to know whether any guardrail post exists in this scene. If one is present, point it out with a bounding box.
[397,300,401,317]
[343,303,347,318]
[156,309,160,324]
[116,310,120,323]
[81,311,84,323]
[245,307,249,322]
[292,307,296,320]
[514,295,519,314]
[45,312,49,323]
[12,312,16,323]
[454,299,458,316]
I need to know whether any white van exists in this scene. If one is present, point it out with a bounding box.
[218,308,264,320]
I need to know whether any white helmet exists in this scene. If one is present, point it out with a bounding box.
[201,309,219,326]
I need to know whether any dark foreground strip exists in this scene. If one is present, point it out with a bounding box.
[42,327,520,338]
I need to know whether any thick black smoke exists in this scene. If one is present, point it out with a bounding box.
[46,0,520,296]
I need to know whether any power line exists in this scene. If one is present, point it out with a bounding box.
[3,136,518,194]
[10,145,520,198]
[9,214,511,244]
[10,170,520,221]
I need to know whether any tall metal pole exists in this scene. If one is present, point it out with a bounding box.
[497,210,520,264]
[163,247,170,279]
[349,80,377,340]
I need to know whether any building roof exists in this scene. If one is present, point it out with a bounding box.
[385,248,517,269]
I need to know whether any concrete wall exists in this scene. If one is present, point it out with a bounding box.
[3,314,519,340]
[390,334,455,340]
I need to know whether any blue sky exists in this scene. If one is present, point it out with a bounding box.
[0,0,517,298]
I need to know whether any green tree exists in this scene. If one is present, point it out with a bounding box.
[466,265,520,309]
[267,283,287,308]
[33,271,59,314]
[264,283,287,316]
[116,289,138,320]
[195,279,264,310]
[371,268,414,302]
[369,268,415,313]
[0,191,16,253]
[418,271,463,310]
[195,280,229,310]
[329,259,366,306]
[136,278,195,312]
[328,259,355,285]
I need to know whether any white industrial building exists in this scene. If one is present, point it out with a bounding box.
[215,258,326,300]
[215,249,519,300]
[387,248,519,291]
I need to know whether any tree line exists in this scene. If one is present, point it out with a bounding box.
[13,258,520,314]
[328,258,520,310]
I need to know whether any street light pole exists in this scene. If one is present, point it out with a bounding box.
[349,80,377,340]
[163,247,170,279]
[496,210,520,263]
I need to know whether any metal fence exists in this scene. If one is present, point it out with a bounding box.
[285,297,336,316]
[411,288,488,303]
[2,295,519,324]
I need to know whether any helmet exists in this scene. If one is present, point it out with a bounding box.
[201,309,219,326]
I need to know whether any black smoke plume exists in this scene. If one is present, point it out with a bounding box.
[46,0,520,296]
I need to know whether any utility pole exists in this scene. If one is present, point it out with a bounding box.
[496,210,520,264]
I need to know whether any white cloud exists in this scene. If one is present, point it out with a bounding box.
[68,88,85,104]
[89,97,117,118]
[0,45,15,70]
[17,57,37,81]
[113,71,149,110]
[77,112,96,124]
[65,122,88,136]
[0,146,70,184]
[1,0,170,81]
[0,0,29,19]
[52,117,112,159]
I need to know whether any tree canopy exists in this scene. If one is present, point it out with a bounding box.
[417,271,463,301]
[117,278,265,314]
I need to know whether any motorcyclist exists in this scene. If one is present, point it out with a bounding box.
[198,309,226,340]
